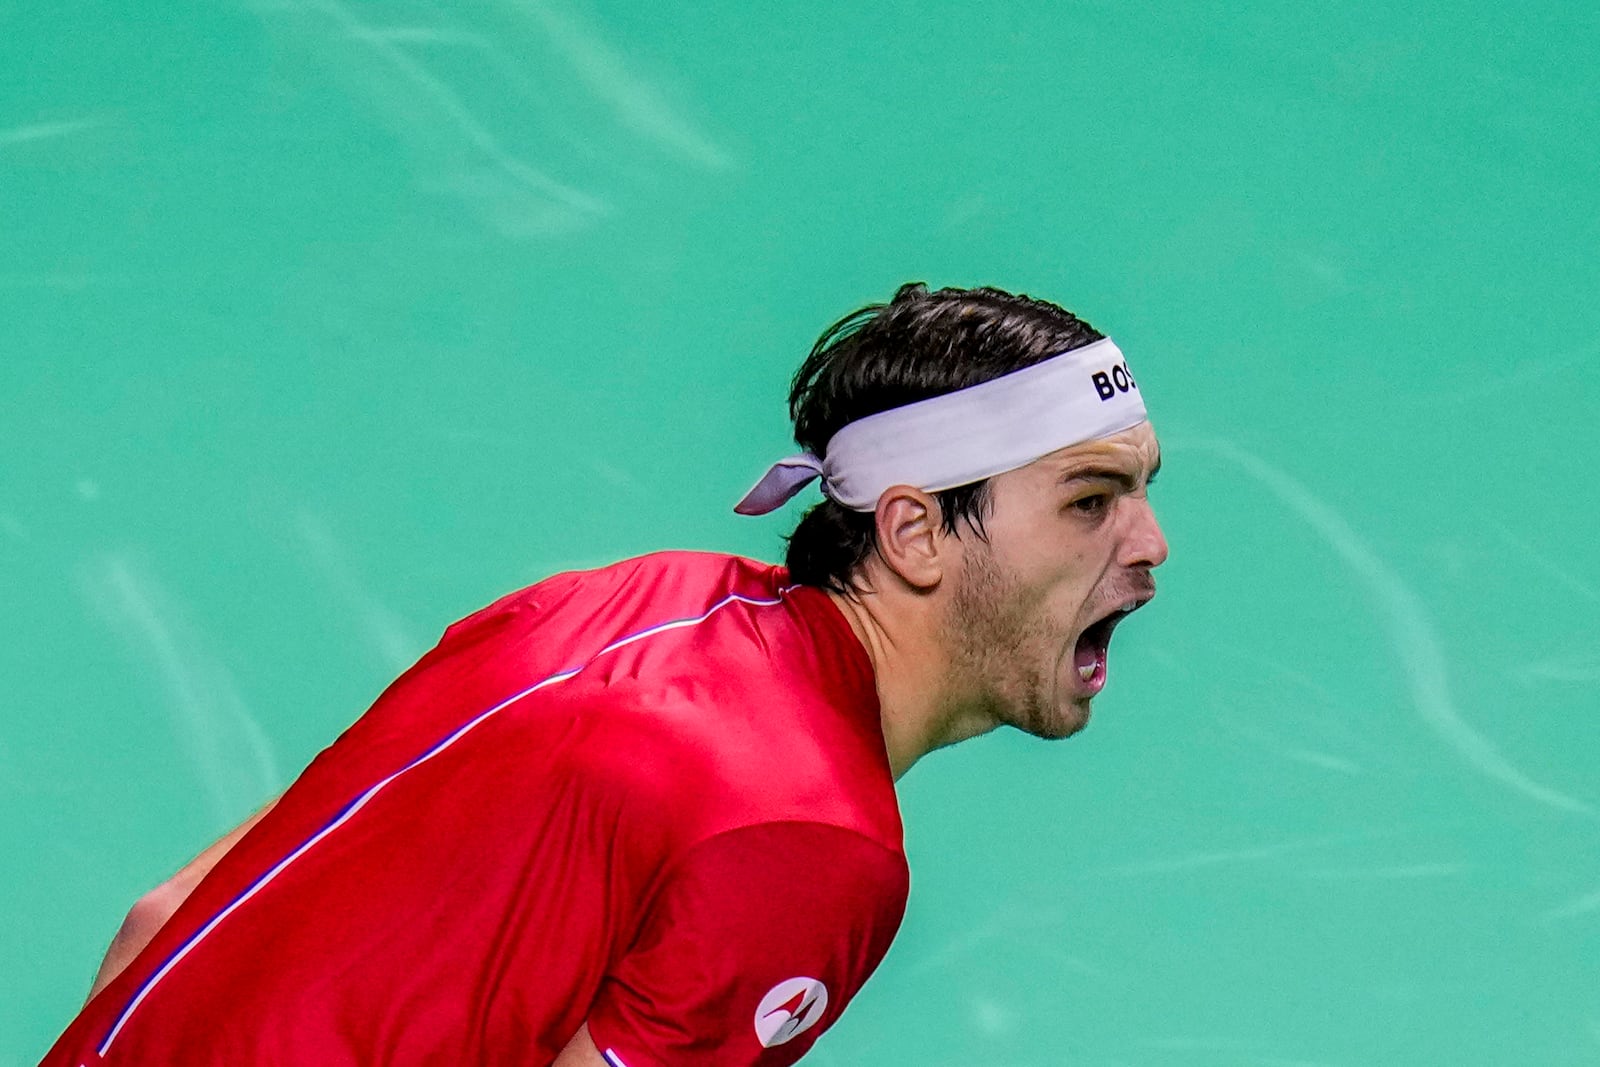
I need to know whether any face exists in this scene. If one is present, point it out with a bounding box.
[940,421,1167,739]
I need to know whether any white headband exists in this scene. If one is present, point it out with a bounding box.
[735,337,1148,515]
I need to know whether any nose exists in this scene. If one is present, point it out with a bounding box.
[1118,495,1169,570]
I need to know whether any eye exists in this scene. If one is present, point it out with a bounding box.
[1071,493,1110,515]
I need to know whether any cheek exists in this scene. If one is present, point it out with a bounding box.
[1045,578,1097,634]
[996,568,1097,649]
[1033,548,1107,634]
[1018,538,1102,612]
[981,499,1106,614]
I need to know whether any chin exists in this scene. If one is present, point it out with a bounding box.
[1058,703,1093,738]
[1020,698,1091,740]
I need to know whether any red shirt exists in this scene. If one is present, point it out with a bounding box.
[44,552,907,1067]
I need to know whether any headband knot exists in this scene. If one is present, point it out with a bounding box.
[732,454,825,516]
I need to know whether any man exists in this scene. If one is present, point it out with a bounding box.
[42,282,1167,1067]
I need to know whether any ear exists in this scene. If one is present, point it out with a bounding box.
[872,486,947,591]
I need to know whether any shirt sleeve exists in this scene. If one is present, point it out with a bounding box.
[585,821,909,1067]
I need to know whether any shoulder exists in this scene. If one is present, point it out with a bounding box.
[439,551,787,645]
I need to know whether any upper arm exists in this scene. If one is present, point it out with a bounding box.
[164,794,281,899]
[87,795,281,1000]
[585,823,908,1067]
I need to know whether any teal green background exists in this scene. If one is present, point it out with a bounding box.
[5,1,1598,1063]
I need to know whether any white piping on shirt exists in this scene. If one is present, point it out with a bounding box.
[97,586,795,1057]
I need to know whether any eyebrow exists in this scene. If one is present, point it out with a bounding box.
[1062,453,1162,491]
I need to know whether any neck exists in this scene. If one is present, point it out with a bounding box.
[826,573,997,780]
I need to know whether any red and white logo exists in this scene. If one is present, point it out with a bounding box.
[753,977,829,1048]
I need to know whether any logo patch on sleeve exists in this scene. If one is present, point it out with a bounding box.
[754,977,829,1047]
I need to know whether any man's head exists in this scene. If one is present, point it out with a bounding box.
[779,283,1167,741]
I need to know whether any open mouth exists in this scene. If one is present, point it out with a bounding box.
[1071,599,1148,694]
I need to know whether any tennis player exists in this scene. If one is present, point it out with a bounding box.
[41,282,1167,1067]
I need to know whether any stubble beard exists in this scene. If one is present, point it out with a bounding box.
[944,542,1084,741]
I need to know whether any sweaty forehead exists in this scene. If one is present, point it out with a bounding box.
[1040,421,1161,477]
